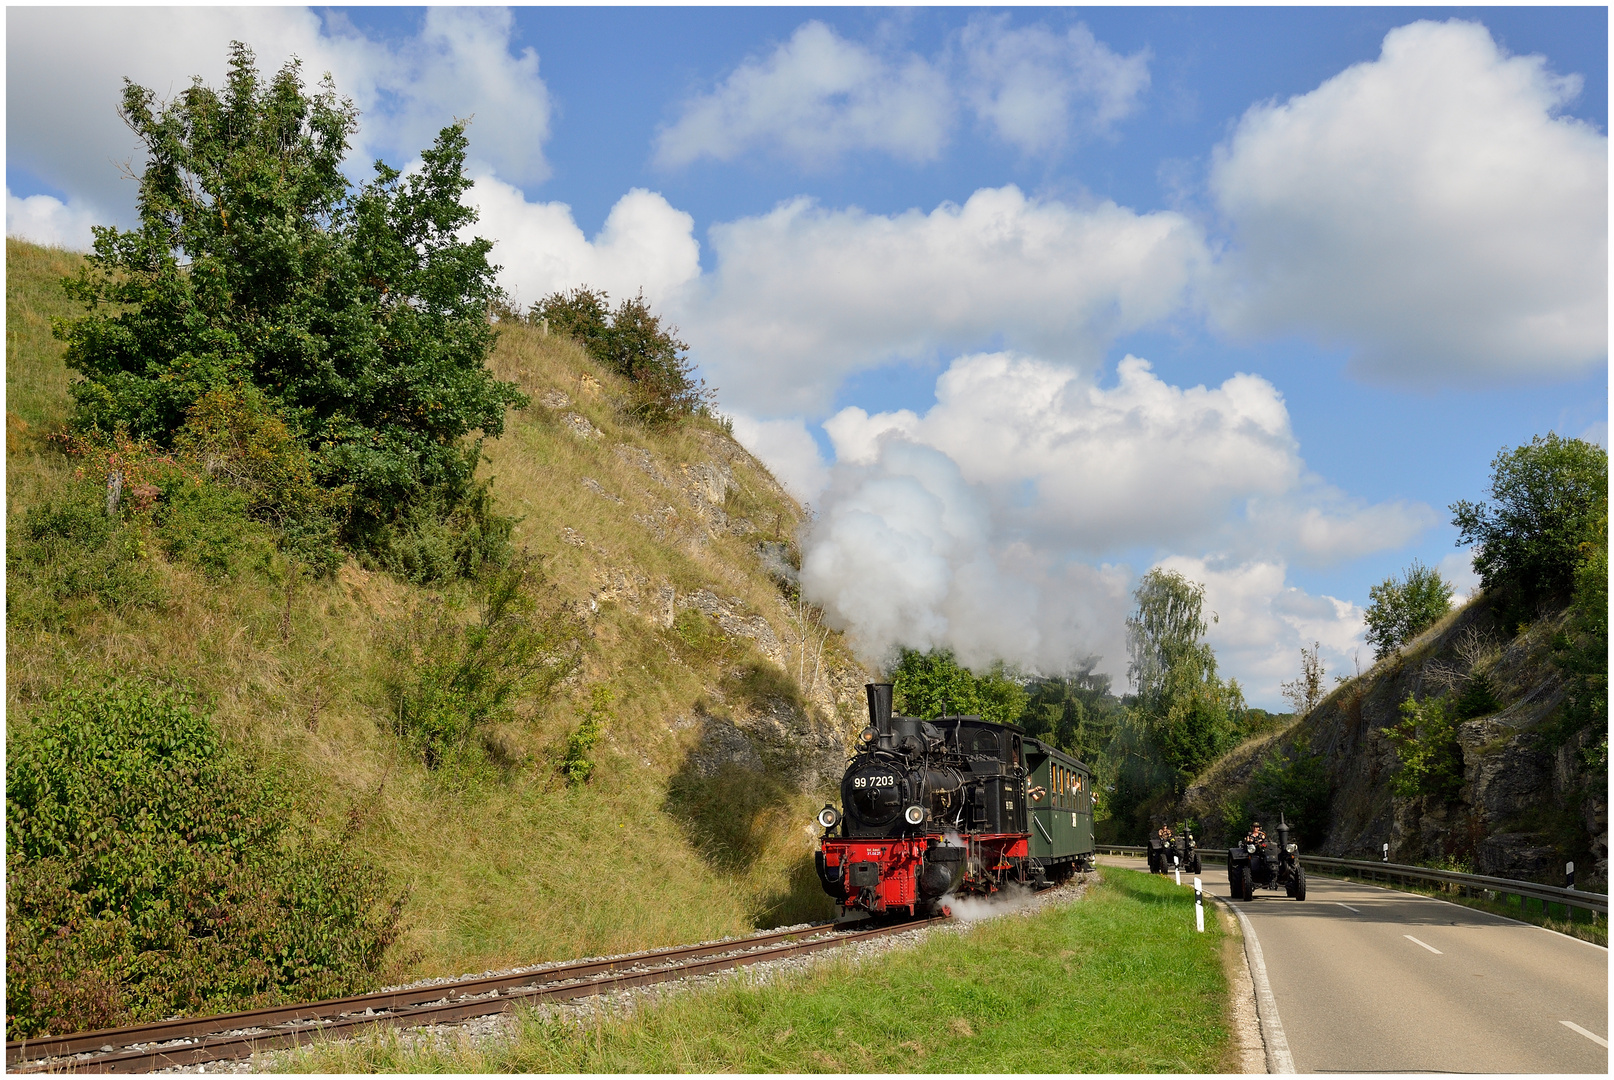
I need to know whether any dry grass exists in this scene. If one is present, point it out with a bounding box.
[6,238,859,984]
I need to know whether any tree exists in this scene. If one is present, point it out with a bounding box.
[889,649,1026,726]
[1363,560,1454,659]
[1018,657,1122,764]
[1125,568,1243,787]
[54,42,525,577]
[1280,641,1327,715]
[1450,434,1607,615]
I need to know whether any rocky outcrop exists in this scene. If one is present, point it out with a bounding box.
[1192,591,1603,889]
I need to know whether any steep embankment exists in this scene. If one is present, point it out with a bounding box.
[1183,590,1605,888]
[5,238,871,983]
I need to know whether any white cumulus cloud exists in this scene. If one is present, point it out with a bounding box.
[1208,18,1607,384]
[7,6,552,228]
[680,186,1206,415]
[470,179,701,311]
[727,415,831,504]
[959,16,1150,154]
[653,21,951,169]
[6,190,101,250]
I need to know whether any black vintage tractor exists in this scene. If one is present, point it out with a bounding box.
[1227,815,1306,901]
[1147,829,1202,875]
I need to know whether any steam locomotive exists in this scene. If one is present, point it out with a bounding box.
[814,683,1096,921]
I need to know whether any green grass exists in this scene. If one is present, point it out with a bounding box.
[278,869,1232,1073]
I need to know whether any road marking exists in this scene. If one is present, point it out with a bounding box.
[1228,901,1295,1073]
[1334,902,1360,913]
[1404,934,1442,954]
[1560,1020,1608,1048]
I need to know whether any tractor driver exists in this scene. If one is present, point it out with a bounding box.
[1245,821,1267,846]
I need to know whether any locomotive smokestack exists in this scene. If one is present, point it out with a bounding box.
[865,683,893,735]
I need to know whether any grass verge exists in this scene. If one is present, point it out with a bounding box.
[278,869,1230,1073]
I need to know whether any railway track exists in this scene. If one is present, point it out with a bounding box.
[7,916,949,1073]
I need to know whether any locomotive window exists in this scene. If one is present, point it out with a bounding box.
[971,729,1000,755]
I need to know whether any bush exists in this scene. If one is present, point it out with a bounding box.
[6,486,163,627]
[6,680,402,1037]
[1451,433,1607,617]
[385,553,584,771]
[1553,497,1608,739]
[561,687,612,787]
[1384,694,1465,803]
[531,287,712,428]
[1364,560,1454,659]
[1247,737,1331,848]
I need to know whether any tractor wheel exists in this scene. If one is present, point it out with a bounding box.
[1293,864,1307,901]
[1192,854,1203,875]
[1240,865,1256,901]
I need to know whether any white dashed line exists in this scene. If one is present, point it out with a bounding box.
[1404,934,1442,954]
[1334,903,1360,913]
[1560,1020,1608,1048]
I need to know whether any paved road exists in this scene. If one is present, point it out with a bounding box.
[1101,856,1608,1073]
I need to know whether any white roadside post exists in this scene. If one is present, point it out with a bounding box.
[1194,875,1204,932]
[1174,855,1181,886]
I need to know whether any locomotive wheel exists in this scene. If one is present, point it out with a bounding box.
[1292,864,1307,901]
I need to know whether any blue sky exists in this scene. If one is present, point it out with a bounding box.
[7,6,1607,705]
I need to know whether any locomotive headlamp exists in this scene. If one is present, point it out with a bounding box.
[817,806,841,829]
[904,805,925,826]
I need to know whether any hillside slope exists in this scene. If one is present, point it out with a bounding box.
[1182,590,1605,888]
[5,238,872,987]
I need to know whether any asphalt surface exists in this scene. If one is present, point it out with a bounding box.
[1101,856,1608,1073]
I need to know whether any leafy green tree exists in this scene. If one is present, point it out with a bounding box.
[1450,434,1607,615]
[54,42,525,577]
[1552,496,1608,764]
[532,287,711,428]
[1384,693,1465,803]
[889,649,1026,726]
[1018,657,1121,763]
[1126,568,1244,788]
[1363,560,1454,659]
[1247,735,1332,848]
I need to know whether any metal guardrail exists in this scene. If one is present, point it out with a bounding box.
[1097,845,1607,920]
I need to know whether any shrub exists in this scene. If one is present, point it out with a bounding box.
[6,485,163,627]
[1553,496,1608,739]
[1247,737,1332,848]
[6,680,402,1038]
[531,287,712,428]
[1384,694,1465,803]
[1364,560,1453,659]
[385,554,583,771]
[1451,433,1607,617]
[561,687,612,787]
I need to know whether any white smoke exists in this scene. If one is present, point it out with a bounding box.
[797,436,1132,679]
[943,883,1041,922]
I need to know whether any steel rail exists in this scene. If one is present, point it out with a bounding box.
[5,921,840,1068]
[1098,845,1607,917]
[8,917,948,1074]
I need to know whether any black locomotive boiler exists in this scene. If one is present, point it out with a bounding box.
[814,683,1097,921]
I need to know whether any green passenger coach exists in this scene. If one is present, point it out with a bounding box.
[1025,738,1096,877]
